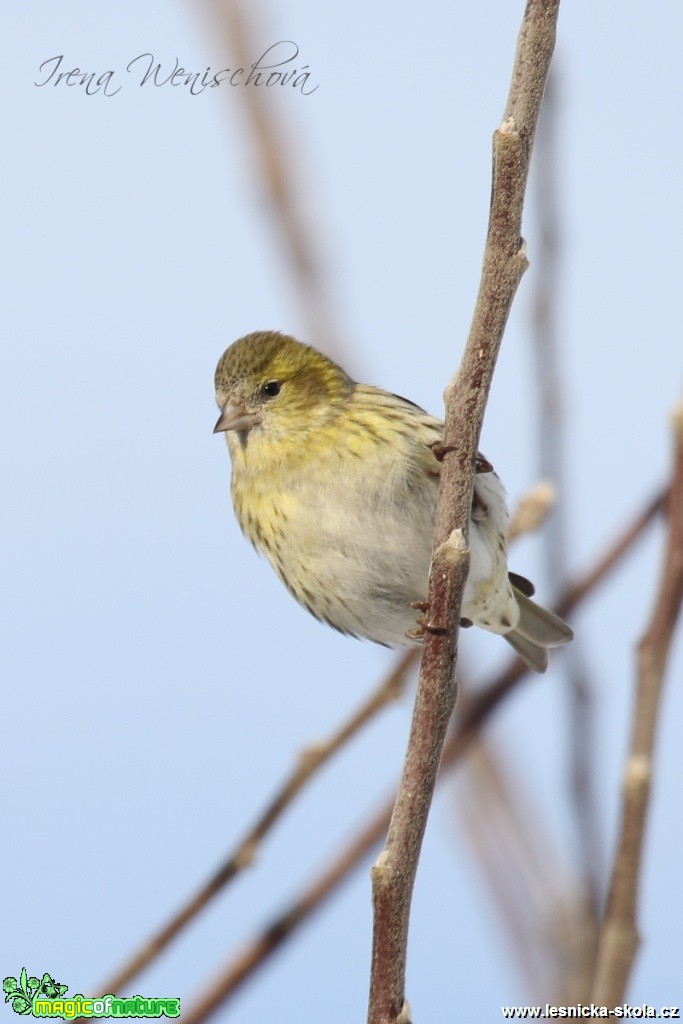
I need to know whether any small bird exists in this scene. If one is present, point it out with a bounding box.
[214,331,573,672]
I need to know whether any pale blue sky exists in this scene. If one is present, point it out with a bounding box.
[3,1,682,1020]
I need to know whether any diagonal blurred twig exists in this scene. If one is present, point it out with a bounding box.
[180,807,391,1024]
[93,653,415,996]
[198,0,346,359]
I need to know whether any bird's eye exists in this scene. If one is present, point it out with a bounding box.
[261,381,282,399]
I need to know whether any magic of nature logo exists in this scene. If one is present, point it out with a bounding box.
[3,969,180,1019]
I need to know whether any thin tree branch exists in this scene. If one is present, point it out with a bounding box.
[368,3,559,1020]
[181,486,663,1022]
[93,654,416,996]
[591,403,683,1003]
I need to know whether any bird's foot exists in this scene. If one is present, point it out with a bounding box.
[407,601,472,639]
[430,441,456,462]
[406,612,450,640]
[430,443,492,475]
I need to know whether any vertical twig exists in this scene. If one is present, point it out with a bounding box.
[367,4,560,1021]
[591,402,683,1003]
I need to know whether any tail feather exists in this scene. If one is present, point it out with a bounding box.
[504,630,549,673]
[513,588,574,647]
[505,585,574,674]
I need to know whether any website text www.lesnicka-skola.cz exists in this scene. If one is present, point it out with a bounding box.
[501,1005,680,1020]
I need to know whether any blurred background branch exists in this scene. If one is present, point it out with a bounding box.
[456,735,594,1003]
[532,67,603,911]
[198,0,346,359]
[94,652,415,996]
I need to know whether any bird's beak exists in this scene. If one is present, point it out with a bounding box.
[213,403,262,433]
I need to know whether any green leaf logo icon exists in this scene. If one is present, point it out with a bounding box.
[4,967,63,1015]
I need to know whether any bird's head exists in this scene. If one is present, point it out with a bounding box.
[214,331,354,441]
